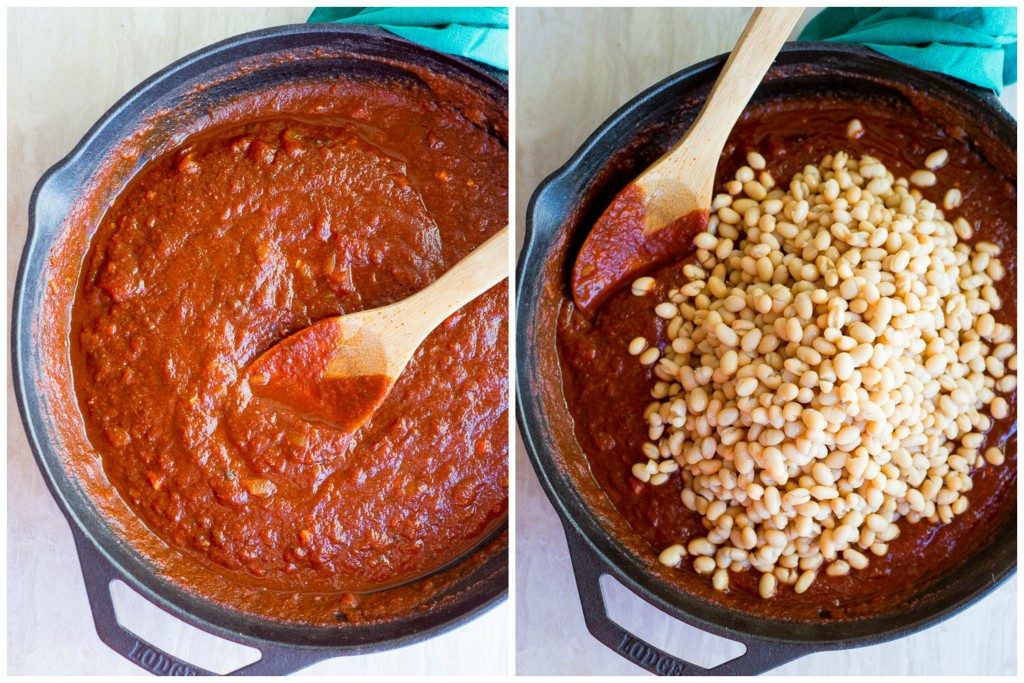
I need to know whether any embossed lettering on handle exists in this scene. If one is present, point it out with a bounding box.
[127,639,201,676]
[616,632,690,676]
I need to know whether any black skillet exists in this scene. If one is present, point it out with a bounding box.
[14,24,507,676]
[516,43,1016,675]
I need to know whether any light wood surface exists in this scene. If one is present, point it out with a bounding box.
[7,7,508,676]
[515,7,1016,676]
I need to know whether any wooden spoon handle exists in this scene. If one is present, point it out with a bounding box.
[662,7,804,177]
[397,224,509,331]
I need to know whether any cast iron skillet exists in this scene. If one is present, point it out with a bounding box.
[14,24,507,676]
[517,43,1015,676]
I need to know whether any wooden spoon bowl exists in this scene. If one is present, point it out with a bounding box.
[248,225,509,431]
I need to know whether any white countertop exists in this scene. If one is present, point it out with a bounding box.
[513,7,1016,676]
[7,7,507,675]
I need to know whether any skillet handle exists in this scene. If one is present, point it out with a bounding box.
[563,527,810,676]
[71,529,329,676]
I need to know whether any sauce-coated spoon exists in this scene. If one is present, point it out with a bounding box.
[247,225,509,431]
[571,7,803,313]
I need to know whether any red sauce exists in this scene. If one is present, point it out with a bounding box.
[247,317,392,433]
[571,182,708,312]
[556,94,1016,619]
[71,79,508,597]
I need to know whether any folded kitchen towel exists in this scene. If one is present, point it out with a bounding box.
[308,7,508,72]
[799,7,1016,93]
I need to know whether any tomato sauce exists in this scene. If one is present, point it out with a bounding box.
[571,181,709,313]
[246,316,393,433]
[71,78,508,596]
[556,94,1016,619]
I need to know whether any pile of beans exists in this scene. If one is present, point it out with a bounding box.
[628,146,1015,598]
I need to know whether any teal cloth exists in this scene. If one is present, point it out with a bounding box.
[799,7,1016,93]
[309,7,508,71]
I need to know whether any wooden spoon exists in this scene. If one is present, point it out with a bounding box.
[247,225,509,432]
[571,7,803,313]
